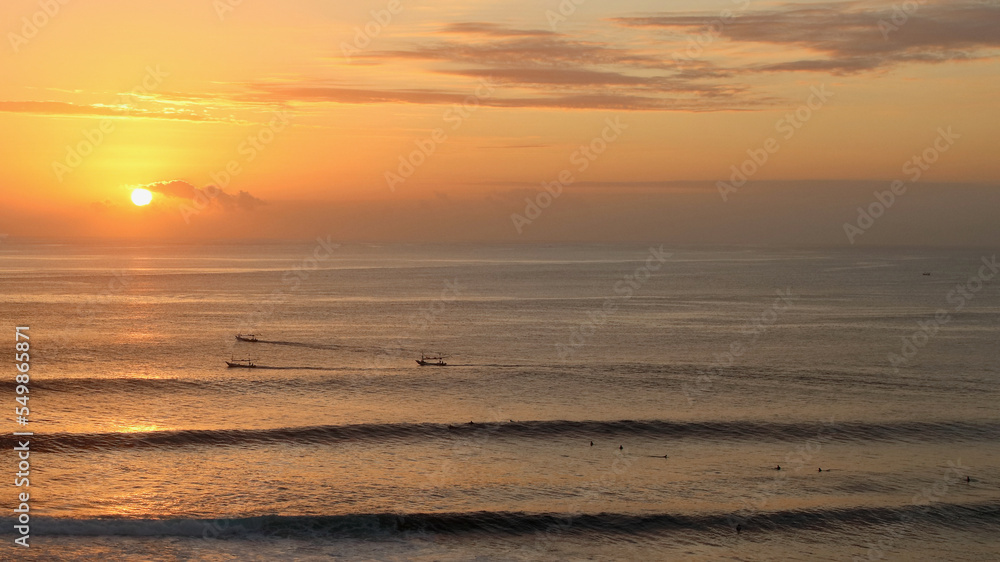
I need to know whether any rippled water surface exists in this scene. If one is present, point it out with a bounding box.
[1,242,998,560]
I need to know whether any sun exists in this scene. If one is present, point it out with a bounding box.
[131,188,153,206]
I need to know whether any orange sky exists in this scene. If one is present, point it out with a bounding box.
[1,0,998,244]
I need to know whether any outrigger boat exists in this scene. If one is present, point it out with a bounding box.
[416,353,447,366]
[235,334,259,342]
[226,357,257,368]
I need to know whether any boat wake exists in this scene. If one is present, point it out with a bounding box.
[253,339,347,351]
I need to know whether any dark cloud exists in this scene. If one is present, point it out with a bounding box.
[366,34,672,70]
[141,180,265,211]
[616,1,1000,74]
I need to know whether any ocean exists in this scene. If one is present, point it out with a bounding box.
[1,241,998,561]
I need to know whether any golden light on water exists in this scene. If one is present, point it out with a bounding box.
[113,423,166,433]
[130,188,153,206]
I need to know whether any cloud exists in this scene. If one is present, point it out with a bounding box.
[437,67,738,94]
[236,21,765,111]
[139,180,265,211]
[0,100,227,122]
[615,0,1000,75]
[440,22,557,37]
[49,3,994,116]
[240,81,761,111]
[365,31,673,70]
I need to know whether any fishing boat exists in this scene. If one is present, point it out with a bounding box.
[235,334,259,342]
[416,353,447,366]
[226,357,257,368]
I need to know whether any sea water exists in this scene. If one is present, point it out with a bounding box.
[0,241,998,560]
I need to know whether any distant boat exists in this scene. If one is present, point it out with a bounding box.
[226,357,256,368]
[416,353,447,366]
[235,334,259,342]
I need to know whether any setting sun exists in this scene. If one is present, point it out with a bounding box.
[130,188,153,206]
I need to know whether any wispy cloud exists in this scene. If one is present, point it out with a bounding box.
[242,22,764,111]
[615,0,1000,75]
[440,22,557,37]
[0,100,231,122]
[29,2,995,117]
[365,31,672,70]
[238,83,763,111]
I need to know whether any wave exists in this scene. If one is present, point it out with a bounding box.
[2,503,998,539]
[9,419,1000,453]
